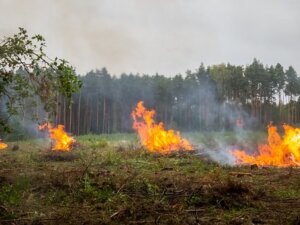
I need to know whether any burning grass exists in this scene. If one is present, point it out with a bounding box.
[232,124,300,167]
[0,133,299,224]
[132,101,193,153]
[38,122,76,151]
[0,140,7,150]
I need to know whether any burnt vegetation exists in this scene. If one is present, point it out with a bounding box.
[0,137,299,225]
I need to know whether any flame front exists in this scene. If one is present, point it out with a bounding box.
[235,119,244,128]
[132,101,192,153]
[38,122,75,151]
[0,141,7,150]
[232,124,300,167]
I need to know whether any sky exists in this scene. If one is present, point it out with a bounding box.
[0,0,299,76]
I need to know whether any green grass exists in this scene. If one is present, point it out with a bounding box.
[0,131,299,224]
[77,133,138,144]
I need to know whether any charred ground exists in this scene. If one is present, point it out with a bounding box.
[0,133,299,225]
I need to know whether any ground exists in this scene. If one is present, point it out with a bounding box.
[0,132,299,225]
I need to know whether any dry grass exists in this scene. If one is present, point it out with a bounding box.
[0,137,299,224]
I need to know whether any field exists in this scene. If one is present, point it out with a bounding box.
[0,132,300,225]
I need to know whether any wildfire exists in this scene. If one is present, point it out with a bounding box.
[232,124,300,167]
[0,140,7,150]
[235,119,244,128]
[132,101,192,153]
[38,122,75,151]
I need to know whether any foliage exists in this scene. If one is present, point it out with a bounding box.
[0,176,31,206]
[0,28,82,132]
[59,59,300,136]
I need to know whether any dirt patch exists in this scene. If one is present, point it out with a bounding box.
[42,151,78,162]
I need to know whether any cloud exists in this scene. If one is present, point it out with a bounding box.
[1,0,299,75]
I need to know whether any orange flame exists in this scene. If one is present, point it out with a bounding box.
[132,101,192,153]
[235,119,244,128]
[0,140,7,150]
[38,122,75,151]
[231,124,300,167]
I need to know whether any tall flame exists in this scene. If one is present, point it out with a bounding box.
[132,101,192,153]
[38,123,75,151]
[0,140,7,150]
[232,124,300,167]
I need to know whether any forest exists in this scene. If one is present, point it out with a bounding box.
[1,6,300,223]
[54,60,300,135]
[1,29,299,137]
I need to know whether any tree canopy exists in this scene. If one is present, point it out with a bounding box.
[1,29,300,136]
[52,59,300,136]
[0,28,82,132]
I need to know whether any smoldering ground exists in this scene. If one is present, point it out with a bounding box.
[177,79,259,165]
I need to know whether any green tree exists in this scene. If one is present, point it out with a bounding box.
[285,66,300,123]
[245,59,266,121]
[0,28,82,132]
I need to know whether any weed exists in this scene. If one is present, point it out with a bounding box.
[77,174,114,203]
[0,176,31,206]
[0,133,299,225]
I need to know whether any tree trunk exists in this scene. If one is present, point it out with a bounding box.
[69,99,72,133]
[96,99,99,133]
[77,91,81,135]
[63,97,66,126]
[102,97,106,133]
[89,99,92,133]
[56,94,60,125]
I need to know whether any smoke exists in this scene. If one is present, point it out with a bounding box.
[193,129,250,166]
[0,95,49,141]
[191,128,255,166]
[2,0,292,162]
[1,0,300,75]
[177,73,259,165]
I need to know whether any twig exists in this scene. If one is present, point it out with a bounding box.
[110,210,123,218]
[185,208,206,213]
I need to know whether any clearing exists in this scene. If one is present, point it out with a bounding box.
[0,133,299,225]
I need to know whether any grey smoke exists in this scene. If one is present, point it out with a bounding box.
[0,0,299,76]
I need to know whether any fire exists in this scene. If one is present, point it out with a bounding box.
[235,119,244,128]
[0,140,7,150]
[232,124,300,167]
[38,122,75,151]
[132,101,192,153]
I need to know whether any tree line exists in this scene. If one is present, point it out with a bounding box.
[5,29,300,138]
[55,59,300,135]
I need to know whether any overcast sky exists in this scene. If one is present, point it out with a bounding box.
[0,0,299,76]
